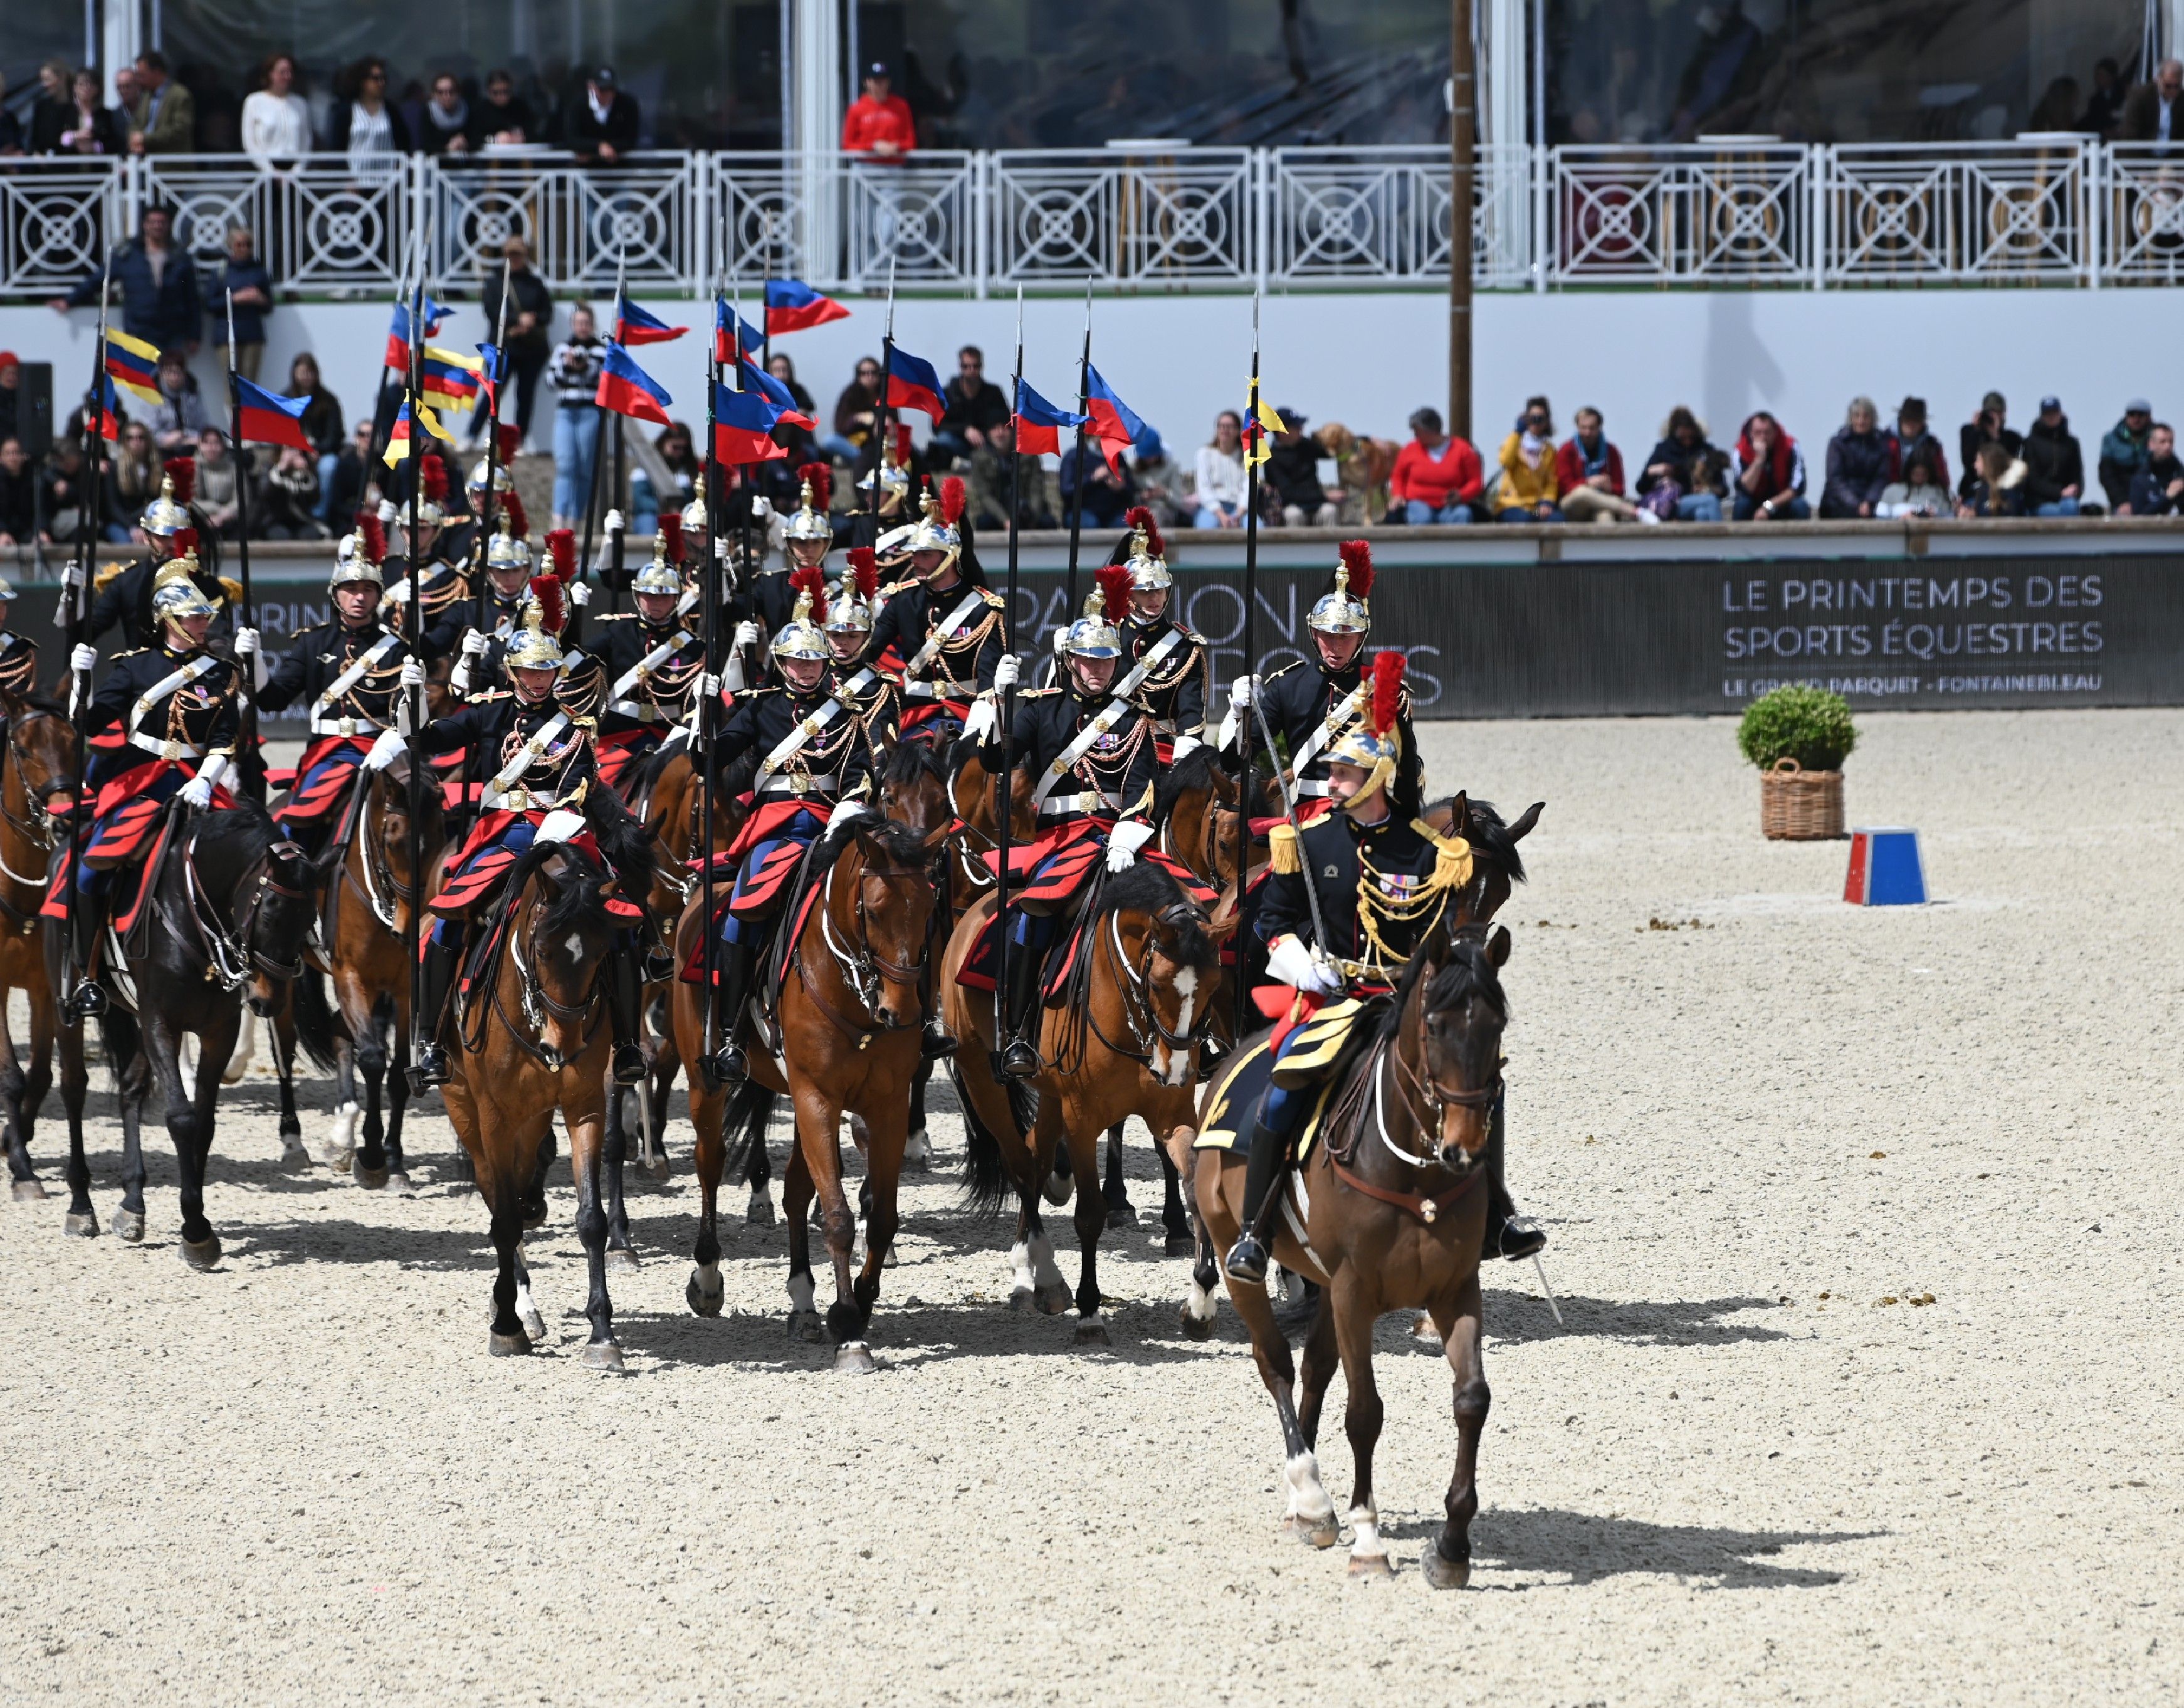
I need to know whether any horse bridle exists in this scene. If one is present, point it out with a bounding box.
[1079,898,1217,1070]
[498,886,607,1072]
[0,711,72,883]
[181,836,311,990]
[805,851,929,1045]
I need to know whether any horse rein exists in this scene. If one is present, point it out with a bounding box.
[1325,987,1503,1227]
[492,888,607,1072]
[0,715,70,928]
[180,835,308,990]
[801,849,929,1050]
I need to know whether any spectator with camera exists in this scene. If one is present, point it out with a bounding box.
[1958,392,2020,501]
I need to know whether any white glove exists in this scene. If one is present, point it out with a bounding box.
[399,659,425,691]
[749,495,773,520]
[825,800,868,834]
[61,558,85,590]
[1051,626,1068,657]
[960,694,998,743]
[362,729,407,772]
[1106,820,1155,872]
[994,653,1021,691]
[461,630,488,656]
[234,626,259,656]
[1230,674,1256,711]
[569,580,591,606]
[1266,935,1340,994]
[536,808,585,845]
[384,577,412,605]
[376,499,398,527]
[722,653,747,694]
[1172,735,1202,762]
[180,753,231,810]
[70,643,98,674]
[732,621,759,651]
[698,672,721,700]
[604,508,625,535]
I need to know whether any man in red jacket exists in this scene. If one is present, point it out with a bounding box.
[843,63,915,158]
[1555,406,1646,523]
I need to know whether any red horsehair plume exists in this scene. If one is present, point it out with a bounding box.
[1095,562,1131,619]
[1338,538,1373,601]
[1370,648,1405,738]
[164,457,195,505]
[659,515,685,565]
[790,562,828,626]
[544,528,575,582]
[500,489,528,540]
[355,510,387,565]
[496,423,522,462]
[172,525,199,559]
[797,460,831,511]
[419,456,448,502]
[1125,504,1164,561]
[527,574,566,636]
[848,545,879,602]
[940,475,966,527]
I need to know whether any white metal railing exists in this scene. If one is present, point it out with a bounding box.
[13,142,2184,301]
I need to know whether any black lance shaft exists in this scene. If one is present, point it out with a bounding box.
[462,258,514,822]
[1062,301,1091,628]
[404,273,426,1066]
[1236,322,1262,1039]
[224,289,263,802]
[63,277,110,1005]
[700,334,721,1059]
[992,290,1026,1076]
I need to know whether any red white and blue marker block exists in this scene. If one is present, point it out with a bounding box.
[1844,827,1926,906]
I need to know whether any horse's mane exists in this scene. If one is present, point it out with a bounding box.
[882,738,947,789]
[1427,794,1526,888]
[9,692,70,719]
[584,784,658,904]
[507,835,611,943]
[194,793,281,861]
[1096,859,1218,972]
[815,809,928,874]
[1150,743,1230,824]
[1380,926,1508,1045]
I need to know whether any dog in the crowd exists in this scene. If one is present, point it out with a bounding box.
[1315,421,1400,522]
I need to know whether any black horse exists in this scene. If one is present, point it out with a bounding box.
[50,797,319,1263]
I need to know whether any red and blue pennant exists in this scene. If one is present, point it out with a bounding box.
[596,343,675,425]
[764,278,849,336]
[883,341,945,422]
[1012,378,1088,456]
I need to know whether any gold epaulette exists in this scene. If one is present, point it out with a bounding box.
[1014,685,1061,699]
[1269,820,1303,874]
[1264,659,1303,683]
[219,575,244,605]
[1410,817,1474,891]
[93,562,127,593]
[113,646,147,659]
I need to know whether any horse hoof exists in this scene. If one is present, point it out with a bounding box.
[606,1247,640,1272]
[520,1309,549,1344]
[180,1234,221,1271]
[638,1155,671,1183]
[881,1244,898,1269]
[1421,1544,1472,1590]
[1179,1306,1214,1341]
[833,1341,877,1375]
[1073,1316,1111,1346]
[1036,1282,1073,1317]
[114,1209,145,1244]
[746,1193,776,1227]
[1347,1553,1395,1581]
[1163,1231,1197,1258]
[686,1271,723,1317]
[1009,1287,1037,1314]
[385,1171,415,1197]
[1041,1170,1072,1207]
[1410,1314,1444,1351]
[789,1310,828,1344]
[63,1209,99,1238]
[522,1208,547,1231]
[488,1329,532,1357]
[582,1341,627,1373]
[1284,1516,1340,1549]
[903,1129,932,1172]
[1105,1200,1138,1227]
[353,1160,391,1191]
[11,1178,46,1202]
[316,1146,354,1175]
[280,1138,311,1168]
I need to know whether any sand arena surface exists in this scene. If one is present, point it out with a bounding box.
[2,709,2179,1705]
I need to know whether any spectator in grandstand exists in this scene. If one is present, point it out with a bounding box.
[123,53,196,155]
[2128,423,2184,516]
[629,420,700,537]
[931,345,1010,469]
[324,420,376,524]
[546,303,607,530]
[38,68,124,157]
[0,74,24,157]
[255,443,327,540]
[1265,407,1343,527]
[330,58,412,169]
[1732,411,1809,521]
[0,439,35,547]
[2020,397,2084,516]
[0,354,15,444]
[419,72,476,157]
[1495,397,1565,522]
[2120,58,2183,148]
[192,427,243,540]
[1193,410,1250,528]
[55,206,201,355]
[843,63,916,159]
[26,61,73,155]
[2097,397,2155,511]
[240,53,313,164]
[149,352,211,454]
[2028,76,2081,134]
[566,66,639,164]
[2079,58,2126,137]
[112,420,160,522]
[478,239,554,443]
[1960,441,2027,518]
[1820,396,1891,518]
[821,357,885,465]
[1387,407,1482,524]
[280,353,345,520]
[477,70,536,146]
[966,418,1059,532]
[1556,406,1646,523]
[1063,437,1137,529]
[1636,406,1724,521]
[204,226,273,384]
[1876,446,1952,518]
[1957,391,2021,501]
[38,437,125,544]
[1128,428,1189,530]
[1884,396,1950,493]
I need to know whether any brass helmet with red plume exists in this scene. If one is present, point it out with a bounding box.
[771,565,831,663]
[1308,540,1375,637]
[1120,505,1170,592]
[504,574,568,673]
[633,516,684,597]
[141,460,194,539]
[826,546,880,636]
[330,507,387,591]
[784,461,834,552]
[1062,563,1133,663]
[1326,649,1407,799]
[905,476,965,573]
[485,489,532,574]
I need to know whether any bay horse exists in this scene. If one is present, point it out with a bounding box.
[49,797,317,1261]
[1171,920,1514,1585]
[669,808,943,1371]
[0,694,79,1202]
[941,859,1229,1343]
[438,797,655,1367]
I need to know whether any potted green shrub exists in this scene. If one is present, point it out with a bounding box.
[1738,684,1856,839]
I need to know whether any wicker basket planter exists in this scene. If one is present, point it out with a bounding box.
[1760,757,1844,840]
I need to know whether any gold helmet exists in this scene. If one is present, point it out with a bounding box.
[330,510,387,591]
[1061,564,1131,663]
[1306,540,1374,637]
[782,461,834,548]
[1325,650,1405,799]
[485,490,532,575]
[503,576,567,673]
[825,547,881,637]
[140,459,195,539]
[678,472,708,542]
[770,567,831,663]
[905,477,965,574]
[1120,505,1170,592]
[854,436,912,503]
[152,552,218,628]
[0,575,16,602]
[633,518,685,599]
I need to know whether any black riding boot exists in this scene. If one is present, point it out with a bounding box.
[607,946,647,1086]
[63,889,108,1020]
[1223,1118,1288,1285]
[412,938,459,1087]
[994,930,1044,1081]
[708,937,756,1086]
[1481,1092,1545,1261]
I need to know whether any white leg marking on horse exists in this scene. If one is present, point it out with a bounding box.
[1286,1452,1335,1521]
[1348,1507,1389,1566]
[1007,1240,1036,1295]
[1027,1229,1065,1292]
[905,1128,931,1166]
[1185,1276,1218,1324]
[786,1272,817,1315]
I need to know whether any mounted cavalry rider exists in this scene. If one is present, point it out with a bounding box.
[445,496,587,702]
[822,547,901,756]
[88,461,231,652]
[700,567,891,1085]
[972,563,1159,1082]
[384,579,651,1090]
[1106,505,1210,761]
[381,458,468,662]
[842,433,914,551]
[1224,540,1415,823]
[865,478,1005,736]
[720,462,831,694]
[571,519,709,801]
[1221,651,1543,1286]
[251,510,414,865]
[53,555,246,1017]
[0,577,39,702]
